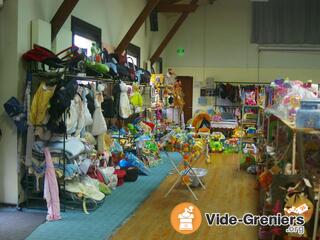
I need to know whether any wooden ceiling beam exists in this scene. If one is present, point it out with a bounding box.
[51,0,79,42]
[160,0,183,3]
[150,0,199,64]
[157,3,198,13]
[115,0,161,55]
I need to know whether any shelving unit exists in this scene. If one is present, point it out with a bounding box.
[261,109,320,239]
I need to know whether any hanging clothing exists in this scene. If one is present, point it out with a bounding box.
[30,82,56,125]
[82,88,93,127]
[112,82,121,117]
[101,96,115,118]
[130,92,143,107]
[130,91,143,113]
[91,95,107,136]
[43,147,61,221]
[142,86,151,108]
[119,81,132,119]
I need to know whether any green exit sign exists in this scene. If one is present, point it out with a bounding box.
[177,47,185,56]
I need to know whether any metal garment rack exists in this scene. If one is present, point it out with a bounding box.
[25,72,68,211]
[212,81,269,113]
[25,72,147,210]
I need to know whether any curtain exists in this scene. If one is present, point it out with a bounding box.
[251,0,320,44]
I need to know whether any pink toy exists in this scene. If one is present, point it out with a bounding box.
[245,91,256,105]
[212,114,222,122]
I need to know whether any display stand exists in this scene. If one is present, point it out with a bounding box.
[162,150,206,201]
[263,111,320,239]
[159,132,207,201]
[312,189,320,240]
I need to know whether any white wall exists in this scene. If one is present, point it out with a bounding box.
[17,0,168,66]
[164,0,320,112]
[0,0,168,204]
[0,0,19,204]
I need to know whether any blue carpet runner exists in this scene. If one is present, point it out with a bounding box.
[27,152,182,240]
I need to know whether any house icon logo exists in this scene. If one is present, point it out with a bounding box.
[170,202,202,234]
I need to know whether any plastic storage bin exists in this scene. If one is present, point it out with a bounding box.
[300,100,320,110]
[296,109,320,129]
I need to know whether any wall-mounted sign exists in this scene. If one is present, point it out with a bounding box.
[177,47,185,56]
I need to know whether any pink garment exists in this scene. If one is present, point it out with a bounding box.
[44,147,61,221]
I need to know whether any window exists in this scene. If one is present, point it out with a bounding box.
[73,34,96,56]
[127,43,140,67]
[71,16,101,56]
[251,0,320,44]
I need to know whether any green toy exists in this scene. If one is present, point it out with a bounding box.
[85,60,109,75]
[145,141,158,152]
[209,140,224,152]
[127,123,138,135]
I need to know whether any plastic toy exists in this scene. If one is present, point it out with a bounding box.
[127,123,138,135]
[245,91,256,105]
[212,113,222,122]
[224,138,239,153]
[240,154,256,170]
[144,141,158,153]
[209,140,224,152]
[211,132,225,141]
[233,127,245,138]
[126,152,150,175]
[246,127,256,137]
[243,143,257,154]
[192,112,211,133]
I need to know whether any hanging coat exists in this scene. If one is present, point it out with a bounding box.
[112,82,121,118]
[44,147,61,221]
[30,82,56,125]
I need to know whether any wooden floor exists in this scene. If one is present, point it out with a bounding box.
[111,153,258,240]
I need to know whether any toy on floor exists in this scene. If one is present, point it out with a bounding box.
[125,152,150,175]
[209,132,225,152]
[224,138,239,153]
[240,153,256,170]
[243,143,257,154]
[192,112,211,133]
[209,139,224,152]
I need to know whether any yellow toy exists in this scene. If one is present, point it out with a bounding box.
[233,127,246,138]
[130,83,143,113]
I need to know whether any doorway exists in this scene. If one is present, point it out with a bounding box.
[177,76,193,123]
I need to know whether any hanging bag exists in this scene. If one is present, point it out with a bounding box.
[3,97,28,132]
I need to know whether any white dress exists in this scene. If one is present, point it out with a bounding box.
[119,81,132,119]
[91,96,107,136]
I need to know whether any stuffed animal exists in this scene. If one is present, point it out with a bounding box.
[130,83,143,113]
[173,80,185,109]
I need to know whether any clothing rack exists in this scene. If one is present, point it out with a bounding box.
[25,73,68,210]
[26,71,148,210]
